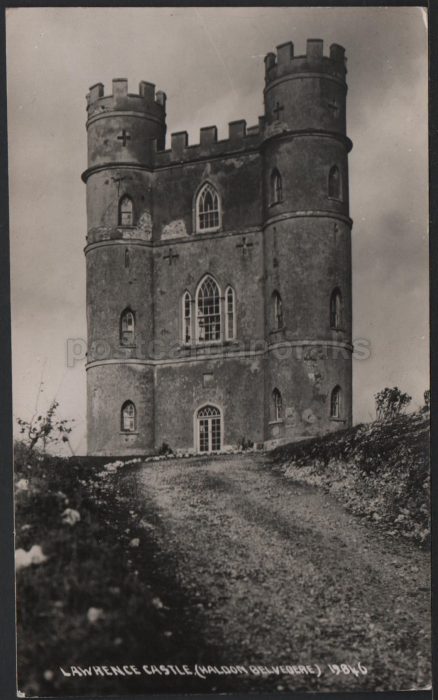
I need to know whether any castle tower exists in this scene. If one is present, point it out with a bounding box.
[83,79,166,455]
[262,39,353,443]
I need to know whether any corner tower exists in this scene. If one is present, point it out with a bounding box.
[262,39,353,444]
[83,80,166,455]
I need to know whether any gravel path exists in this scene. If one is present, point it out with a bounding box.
[125,453,430,692]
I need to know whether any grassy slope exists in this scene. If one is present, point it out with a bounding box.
[14,447,233,697]
[270,411,430,546]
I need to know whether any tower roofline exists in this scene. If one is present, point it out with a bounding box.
[264,38,347,84]
[86,78,166,120]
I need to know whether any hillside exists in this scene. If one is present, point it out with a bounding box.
[269,411,430,546]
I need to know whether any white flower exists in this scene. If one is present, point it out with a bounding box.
[87,607,104,623]
[16,478,29,492]
[129,538,140,548]
[15,545,48,571]
[61,508,81,526]
[43,670,54,681]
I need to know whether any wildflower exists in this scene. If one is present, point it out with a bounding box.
[15,545,48,571]
[61,508,81,526]
[87,607,104,623]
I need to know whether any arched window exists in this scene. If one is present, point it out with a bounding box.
[119,195,134,226]
[328,166,342,200]
[120,308,135,346]
[330,385,342,418]
[197,404,222,453]
[196,183,220,233]
[182,291,192,343]
[272,388,283,422]
[270,169,283,205]
[196,275,221,342]
[330,288,342,329]
[225,286,236,341]
[273,291,284,330]
[121,401,136,432]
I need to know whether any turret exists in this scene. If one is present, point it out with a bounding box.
[84,79,162,455]
[86,79,166,169]
[262,39,353,443]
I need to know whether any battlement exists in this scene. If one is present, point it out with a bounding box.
[154,117,264,166]
[86,79,166,120]
[264,39,346,84]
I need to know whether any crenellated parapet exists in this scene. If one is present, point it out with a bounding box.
[86,79,166,122]
[263,38,348,138]
[154,117,264,166]
[85,79,167,169]
[264,39,346,85]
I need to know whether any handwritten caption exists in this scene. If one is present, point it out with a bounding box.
[60,663,368,679]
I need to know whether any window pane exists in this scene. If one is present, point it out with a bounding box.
[198,184,220,231]
[198,277,220,341]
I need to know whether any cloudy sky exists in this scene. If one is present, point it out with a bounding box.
[6,7,428,454]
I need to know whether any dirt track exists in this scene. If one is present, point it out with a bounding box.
[123,453,430,692]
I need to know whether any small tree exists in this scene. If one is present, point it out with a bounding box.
[17,400,75,454]
[375,387,412,421]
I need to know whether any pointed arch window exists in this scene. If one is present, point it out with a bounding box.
[121,401,136,432]
[330,288,342,329]
[270,169,283,205]
[119,195,134,226]
[196,275,221,342]
[196,183,221,233]
[330,385,342,419]
[182,291,192,344]
[328,166,342,200]
[197,404,222,453]
[273,291,284,330]
[120,308,135,346]
[272,388,283,422]
[225,286,236,341]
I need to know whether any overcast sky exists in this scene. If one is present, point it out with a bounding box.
[6,7,428,454]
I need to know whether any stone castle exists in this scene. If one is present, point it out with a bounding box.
[83,38,353,456]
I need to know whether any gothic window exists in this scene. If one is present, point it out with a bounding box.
[196,275,221,343]
[328,166,342,200]
[182,291,192,343]
[330,385,342,418]
[270,169,283,205]
[330,288,342,329]
[272,388,283,422]
[119,195,134,226]
[120,308,135,346]
[273,291,284,330]
[225,286,236,341]
[197,405,222,453]
[196,182,221,233]
[121,401,136,432]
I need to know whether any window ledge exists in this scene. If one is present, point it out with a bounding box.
[120,431,139,435]
[195,228,221,235]
[330,327,345,333]
[327,196,343,203]
[330,417,346,423]
[268,419,284,426]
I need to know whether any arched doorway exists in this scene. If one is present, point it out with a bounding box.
[196,405,222,453]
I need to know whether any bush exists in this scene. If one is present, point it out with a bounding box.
[271,412,430,546]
